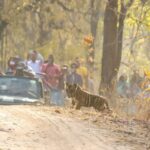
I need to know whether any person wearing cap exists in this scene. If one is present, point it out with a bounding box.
[15,61,35,78]
[66,63,83,87]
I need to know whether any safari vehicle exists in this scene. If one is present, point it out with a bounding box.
[0,75,46,105]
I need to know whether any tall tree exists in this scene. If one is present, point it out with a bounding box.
[100,0,118,92]
[116,0,134,74]
[86,0,101,70]
[90,0,101,48]
[0,0,8,69]
[100,0,134,93]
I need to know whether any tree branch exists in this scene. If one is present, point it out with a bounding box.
[56,0,74,12]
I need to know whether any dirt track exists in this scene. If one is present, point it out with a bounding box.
[0,105,149,150]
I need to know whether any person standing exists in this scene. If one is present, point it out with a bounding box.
[27,50,44,63]
[41,54,63,106]
[75,57,88,89]
[66,63,83,87]
[5,56,22,75]
[117,75,129,98]
[27,51,43,78]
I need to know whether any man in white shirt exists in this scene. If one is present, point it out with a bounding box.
[27,50,44,63]
[27,51,43,77]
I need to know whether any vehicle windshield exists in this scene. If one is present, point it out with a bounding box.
[0,76,43,99]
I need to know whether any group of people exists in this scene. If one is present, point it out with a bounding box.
[116,70,150,100]
[1,50,149,103]
[1,50,94,106]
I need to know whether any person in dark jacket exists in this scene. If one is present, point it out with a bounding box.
[66,63,83,87]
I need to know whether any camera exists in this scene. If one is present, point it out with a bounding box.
[15,67,24,77]
[15,61,25,77]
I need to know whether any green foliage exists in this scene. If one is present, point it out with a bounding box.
[120,0,150,76]
[126,0,150,28]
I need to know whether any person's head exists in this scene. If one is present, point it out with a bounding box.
[48,54,54,65]
[70,63,77,73]
[74,57,80,68]
[119,75,127,82]
[31,51,37,62]
[15,61,26,77]
[80,58,85,65]
[8,58,16,69]
[17,61,26,69]
[61,65,68,74]
[8,56,21,69]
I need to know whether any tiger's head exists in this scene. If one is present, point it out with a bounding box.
[66,83,79,98]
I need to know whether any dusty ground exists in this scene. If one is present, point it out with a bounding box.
[0,105,149,150]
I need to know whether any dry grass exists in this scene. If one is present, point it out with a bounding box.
[134,99,150,121]
[108,94,150,122]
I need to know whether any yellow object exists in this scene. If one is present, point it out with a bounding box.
[77,66,88,89]
[144,69,150,79]
[144,87,150,92]
[77,66,88,78]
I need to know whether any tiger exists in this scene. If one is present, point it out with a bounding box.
[66,83,109,111]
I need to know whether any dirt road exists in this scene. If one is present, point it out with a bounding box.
[0,105,149,150]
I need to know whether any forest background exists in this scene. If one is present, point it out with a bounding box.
[0,0,150,95]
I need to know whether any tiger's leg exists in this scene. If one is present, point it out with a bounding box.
[99,99,109,111]
[104,100,109,110]
[100,99,109,110]
[72,98,75,106]
[99,105,105,111]
[72,98,76,108]
[70,98,76,109]
[75,101,81,110]
[94,98,101,111]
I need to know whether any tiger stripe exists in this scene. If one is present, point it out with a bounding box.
[66,83,109,111]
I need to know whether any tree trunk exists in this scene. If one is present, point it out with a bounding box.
[115,0,134,75]
[90,0,101,48]
[115,2,126,76]
[86,0,101,70]
[0,19,8,69]
[100,0,134,94]
[100,0,118,93]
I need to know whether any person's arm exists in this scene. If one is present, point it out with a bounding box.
[37,53,44,63]
[78,74,83,87]
[23,66,36,78]
[0,71,5,76]
[66,74,71,84]
[23,70,35,78]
